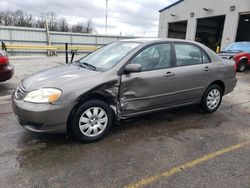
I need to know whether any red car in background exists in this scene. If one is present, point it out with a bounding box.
[219,42,250,72]
[0,50,14,82]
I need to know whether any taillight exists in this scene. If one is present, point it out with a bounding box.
[0,56,8,65]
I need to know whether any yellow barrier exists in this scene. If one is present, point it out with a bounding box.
[216,46,220,53]
[6,44,57,50]
[56,45,98,51]
[5,44,98,51]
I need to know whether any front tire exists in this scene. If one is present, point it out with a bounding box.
[69,100,114,142]
[201,84,222,113]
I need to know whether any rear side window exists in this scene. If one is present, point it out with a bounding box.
[174,43,202,66]
[202,52,211,63]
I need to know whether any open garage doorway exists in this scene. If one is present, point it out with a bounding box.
[168,21,187,39]
[195,15,225,51]
[236,13,250,42]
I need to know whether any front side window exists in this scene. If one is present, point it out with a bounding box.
[130,43,172,71]
[174,43,202,66]
[78,42,141,70]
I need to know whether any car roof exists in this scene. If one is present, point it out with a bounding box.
[120,38,222,62]
[120,38,204,46]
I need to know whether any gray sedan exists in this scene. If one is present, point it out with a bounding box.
[12,39,237,142]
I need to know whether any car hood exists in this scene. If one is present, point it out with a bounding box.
[22,64,101,90]
[218,52,238,59]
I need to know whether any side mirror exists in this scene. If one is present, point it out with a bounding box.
[124,64,142,74]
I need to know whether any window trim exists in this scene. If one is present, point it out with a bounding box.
[201,50,211,64]
[173,42,211,67]
[118,42,174,74]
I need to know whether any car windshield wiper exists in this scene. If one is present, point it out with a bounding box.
[74,61,97,70]
[81,62,97,70]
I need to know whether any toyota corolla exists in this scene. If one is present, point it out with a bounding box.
[12,39,237,142]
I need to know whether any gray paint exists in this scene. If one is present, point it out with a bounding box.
[158,0,250,49]
[12,39,237,133]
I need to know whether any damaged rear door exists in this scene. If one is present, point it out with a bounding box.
[119,42,177,116]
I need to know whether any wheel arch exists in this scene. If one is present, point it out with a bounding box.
[238,57,248,63]
[208,80,225,95]
[66,92,117,133]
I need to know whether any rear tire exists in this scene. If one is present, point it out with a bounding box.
[237,60,246,72]
[69,100,114,142]
[201,84,222,113]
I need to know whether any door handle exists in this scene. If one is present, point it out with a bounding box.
[164,71,175,77]
[203,66,211,71]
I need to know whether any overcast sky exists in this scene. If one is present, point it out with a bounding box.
[0,0,176,36]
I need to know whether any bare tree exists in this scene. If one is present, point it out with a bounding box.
[1,10,14,26]
[34,18,45,28]
[71,22,85,33]
[45,12,58,31]
[85,19,95,33]
[58,17,69,32]
[0,12,3,25]
[71,20,95,33]
[0,9,95,33]
[14,10,34,27]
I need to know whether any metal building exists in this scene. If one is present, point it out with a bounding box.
[158,0,250,51]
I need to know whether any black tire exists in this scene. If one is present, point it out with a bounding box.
[237,60,246,72]
[200,84,223,113]
[69,100,114,142]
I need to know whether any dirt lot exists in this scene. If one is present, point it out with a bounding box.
[0,57,249,188]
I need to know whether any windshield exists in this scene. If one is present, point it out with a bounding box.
[223,42,250,53]
[78,42,141,70]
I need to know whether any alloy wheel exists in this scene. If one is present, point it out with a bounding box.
[78,107,108,137]
[206,89,221,110]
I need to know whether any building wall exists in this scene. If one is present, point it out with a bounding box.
[158,0,250,49]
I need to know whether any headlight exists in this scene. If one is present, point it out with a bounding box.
[24,88,62,103]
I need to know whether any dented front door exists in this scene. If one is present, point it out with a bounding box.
[119,68,178,116]
[119,43,175,116]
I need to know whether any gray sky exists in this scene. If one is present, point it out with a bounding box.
[0,0,176,36]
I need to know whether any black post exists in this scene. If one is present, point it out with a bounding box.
[65,43,68,64]
[1,42,6,51]
[71,50,77,63]
[70,51,75,63]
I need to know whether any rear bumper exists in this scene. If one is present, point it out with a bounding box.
[0,64,14,82]
[224,77,237,95]
[12,93,75,133]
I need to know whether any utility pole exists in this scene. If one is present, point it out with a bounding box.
[45,18,52,56]
[105,0,108,34]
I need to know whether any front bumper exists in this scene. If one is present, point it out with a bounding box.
[12,93,75,133]
[0,64,14,82]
